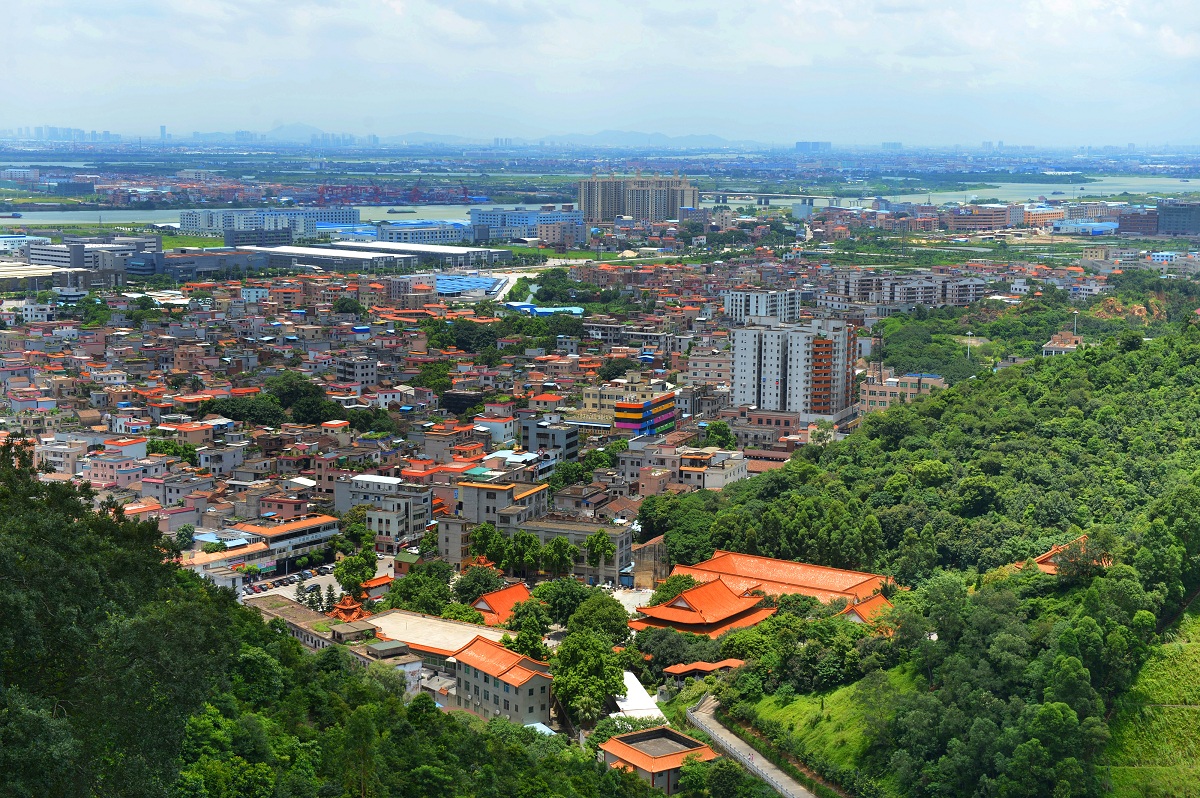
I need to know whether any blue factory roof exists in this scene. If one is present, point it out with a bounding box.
[435,275,501,294]
[377,219,472,228]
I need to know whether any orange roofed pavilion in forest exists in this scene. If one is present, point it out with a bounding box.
[629,578,776,638]
[671,550,890,604]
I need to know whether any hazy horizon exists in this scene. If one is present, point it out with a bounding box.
[5,0,1200,147]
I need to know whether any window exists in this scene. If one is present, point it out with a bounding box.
[494,695,499,705]
[540,685,546,693]
[528,688,534,697]
[503,700,509,710]
[541,703,546,711]
[484,689,489,700]
[503,684,509,693]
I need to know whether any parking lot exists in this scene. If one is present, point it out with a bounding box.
[239,555,395,602]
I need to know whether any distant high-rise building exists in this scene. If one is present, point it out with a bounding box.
[577,175,699,224]
[731,318,855,421]
[160,125,166,141]
[1158,202,1200,236]
[881,142,903,150]
[794,141,832,153]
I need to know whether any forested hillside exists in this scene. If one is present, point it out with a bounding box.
[641,324,1200,797]
[0,446,658,798]
[871,271,1200,383]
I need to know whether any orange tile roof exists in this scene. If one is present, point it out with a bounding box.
[631,579,775,638]
[451,635,548,686]
[598,728,718,774]
[472,582,532,627]
[662,658,744,676]
[839,593,893,624]
[327,594,372,622]
[232,514,338,539]
[674,550,889,602]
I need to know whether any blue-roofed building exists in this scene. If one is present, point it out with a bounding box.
[503,302,584,317]
[375,219,473,244]
[468,205,584,242]
[435,275,502,297]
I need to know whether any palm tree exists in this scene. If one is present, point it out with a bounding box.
[572,694,604,727]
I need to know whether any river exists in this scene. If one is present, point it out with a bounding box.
[1,176,1195,227]
[0,203,480,227]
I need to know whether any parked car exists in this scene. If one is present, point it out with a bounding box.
[305,584,321,594]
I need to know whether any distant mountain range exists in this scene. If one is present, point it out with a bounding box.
[253,124,770,149]
[536,129,767,148]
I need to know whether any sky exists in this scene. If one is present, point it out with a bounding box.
[4,0,1200,146]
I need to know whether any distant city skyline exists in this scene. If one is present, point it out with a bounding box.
[4,0,1200,146]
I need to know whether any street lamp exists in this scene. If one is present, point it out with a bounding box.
[1073,310,1080,336]
[966,331,973,361]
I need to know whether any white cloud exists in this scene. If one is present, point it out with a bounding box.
[2,0,1198,144]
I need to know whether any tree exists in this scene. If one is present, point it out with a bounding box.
[552,629,626,726]
[175,524,196,548]
[567,591,630,645]
[147,439,200,466]
[649,574,697,606]
[705,758,746,798]
[533,578,593,627]
[505,598,552,636]
[542,536,580,578]
[384,573,451,615]
[263,371,326,409]
[334,552,377,598]
[504,617,550,661]
[202,541,227,554]
[597,358,641,381]
[469,522,511,566]
[452,567,505,605]
[332,296,367,317]
[441,603,485,624]
[505,531,542,579]
[583,530,617,586]
[418,528,440,558]
[290,397,345,425]
[703,421,737,450]
[323,584,337,612]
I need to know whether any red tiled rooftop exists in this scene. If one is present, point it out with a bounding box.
[472,582,532,627]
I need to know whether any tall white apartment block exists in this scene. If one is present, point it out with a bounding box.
[731,317,855,421]
[723,289,806,324]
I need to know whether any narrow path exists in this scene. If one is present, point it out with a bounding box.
[687,694,816,798]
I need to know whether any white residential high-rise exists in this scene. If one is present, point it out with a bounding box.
[723,289,807,324]
[732,317,855,421]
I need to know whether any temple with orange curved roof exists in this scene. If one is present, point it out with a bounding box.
[628,578,776,638]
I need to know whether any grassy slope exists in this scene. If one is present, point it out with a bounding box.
[750,664,920,798]
[1104,602,1200,796]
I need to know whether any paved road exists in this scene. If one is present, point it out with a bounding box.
[688,694,816,798]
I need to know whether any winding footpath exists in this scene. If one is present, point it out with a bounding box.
[687,694,817,798]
